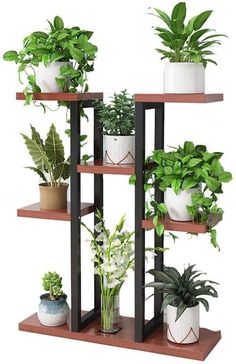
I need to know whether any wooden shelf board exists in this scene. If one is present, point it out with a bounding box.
[77,160,135,175]
[19,313,221,361]
[17,202,94,221]
[16,92,103,102]
[142,214,222,234]
[135,94,223,103]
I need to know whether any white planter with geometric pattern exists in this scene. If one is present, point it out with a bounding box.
[167,304,199,344]
[104,135,135,165]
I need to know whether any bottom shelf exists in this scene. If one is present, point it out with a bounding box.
[19,313,221,361]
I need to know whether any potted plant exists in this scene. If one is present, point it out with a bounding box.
[143,141,232,248]
[38,271,69,327]
[150,2,226,93]
[3,15,97,104]
[94,90,135,165]
[21,124,70,210]
[145,265,218,344]
[82,210,135,333]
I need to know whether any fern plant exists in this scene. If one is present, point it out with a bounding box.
[21,124,70,187]
[145,265,218,321]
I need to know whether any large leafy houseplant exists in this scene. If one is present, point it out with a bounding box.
[38,271,69,326]
[94,90,135,136]
[145,264,218,321]
[130,141,232,248]
[3,15,97,105]
[151,2,226,66]
[82,210,135,333]
[21,123,70,187]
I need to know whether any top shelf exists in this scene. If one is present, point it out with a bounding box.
[16,92,103,102]
[135,93,223,103]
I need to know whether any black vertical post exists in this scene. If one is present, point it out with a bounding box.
[70,101,81,332]
[94,107,103,310]
[135,102,146,342]
[154,103,165,318]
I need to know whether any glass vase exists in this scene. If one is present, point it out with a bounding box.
[101,293,120,333]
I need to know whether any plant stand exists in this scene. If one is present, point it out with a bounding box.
[16,92,223,361]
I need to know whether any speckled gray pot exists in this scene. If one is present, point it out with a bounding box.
[37,294,70,327]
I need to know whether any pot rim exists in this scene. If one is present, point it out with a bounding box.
[166,62,205,67]
[39,182,69,189]
[40,293,67,302]
[169,302,199,309]
[104,134,135,137]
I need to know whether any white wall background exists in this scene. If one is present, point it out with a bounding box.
[0,0,235,363]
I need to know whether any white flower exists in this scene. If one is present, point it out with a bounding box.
[94,222,102,233]
[101,262,117,273]
[96,232,107,242]
[106,278,120,288]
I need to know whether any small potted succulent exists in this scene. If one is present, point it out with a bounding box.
[150,2,226,93]
[38,271,69,327]
[144,141,232,248]
[21,124,70,210]
[145,265,218,344]
[82,210,135,333]
[3,15,97,104]
[94,90,135,165]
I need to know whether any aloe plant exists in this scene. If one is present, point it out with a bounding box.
[151,2,226,66]
[21,124,70,187]
[145,265,219,321]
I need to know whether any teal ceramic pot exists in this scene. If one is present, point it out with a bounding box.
[37,294,70,326]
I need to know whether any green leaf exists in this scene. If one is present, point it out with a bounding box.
[205,177,220,192]
[188,158,202,168]
[158,31,175,42]
[32,31,48,39]
[129,175,136,185]
[211,159,224,176]
[182,177,197,190]
[164,166,173,175]
[170,20,184,35]
[69,47,84,62]
[152,215,158,227]
[161,293,178,312]
[3,50,18,62]
[45,124,65,166]
[53,160,70,181]
[54,16,64,30]
[189,29,212,43]
[156,224,164,237]
[158,203,168,214]
[171,179,181,194]
[210,229,218,248]
[197,298,209,312]
[171,2,186,21]
[21,133,49,171]
[219,172,232,183]
[184,141,195,154]
[25,166,47,183]
[193,11,213,31]
[176,301,188,321]
[153,8,171,27]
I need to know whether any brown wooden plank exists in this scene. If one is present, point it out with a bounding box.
[134,94,223,103]
[16,92,103,101]
[142,214,222,234]
[17,202,94,221]
[77,160,135,175]
[19,313,221,361]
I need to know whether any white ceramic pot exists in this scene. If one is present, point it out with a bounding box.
[37,62,69,92]
[164,62,205,94]
[38,294,70,327]
[165,187,198,221]
[167,304,199,344]
[104,135,135,165]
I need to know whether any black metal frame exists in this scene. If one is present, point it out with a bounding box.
[135,102,165,342]
[70,100,103,331]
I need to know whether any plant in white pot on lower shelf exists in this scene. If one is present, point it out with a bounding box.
[143,141,232,248]
[82,210,135,333]
[94,90,135,165]
[21,123,70,210]
[150,2,226,93]
[145,265,218,344]
[38,271,69,327]
[3,15,97,105]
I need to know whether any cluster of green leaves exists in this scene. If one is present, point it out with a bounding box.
[151,2,226,66]
[3,15,97,104]
[42,271,64,301]
[131,141,232,248]
[21,124,70,187]
[145,264,218,321]
[94,90,135,135]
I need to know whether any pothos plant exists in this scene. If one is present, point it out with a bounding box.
[150,2,226,66]
[130,141,232,249]
[94,90,135,135]
[3,15,97,107]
